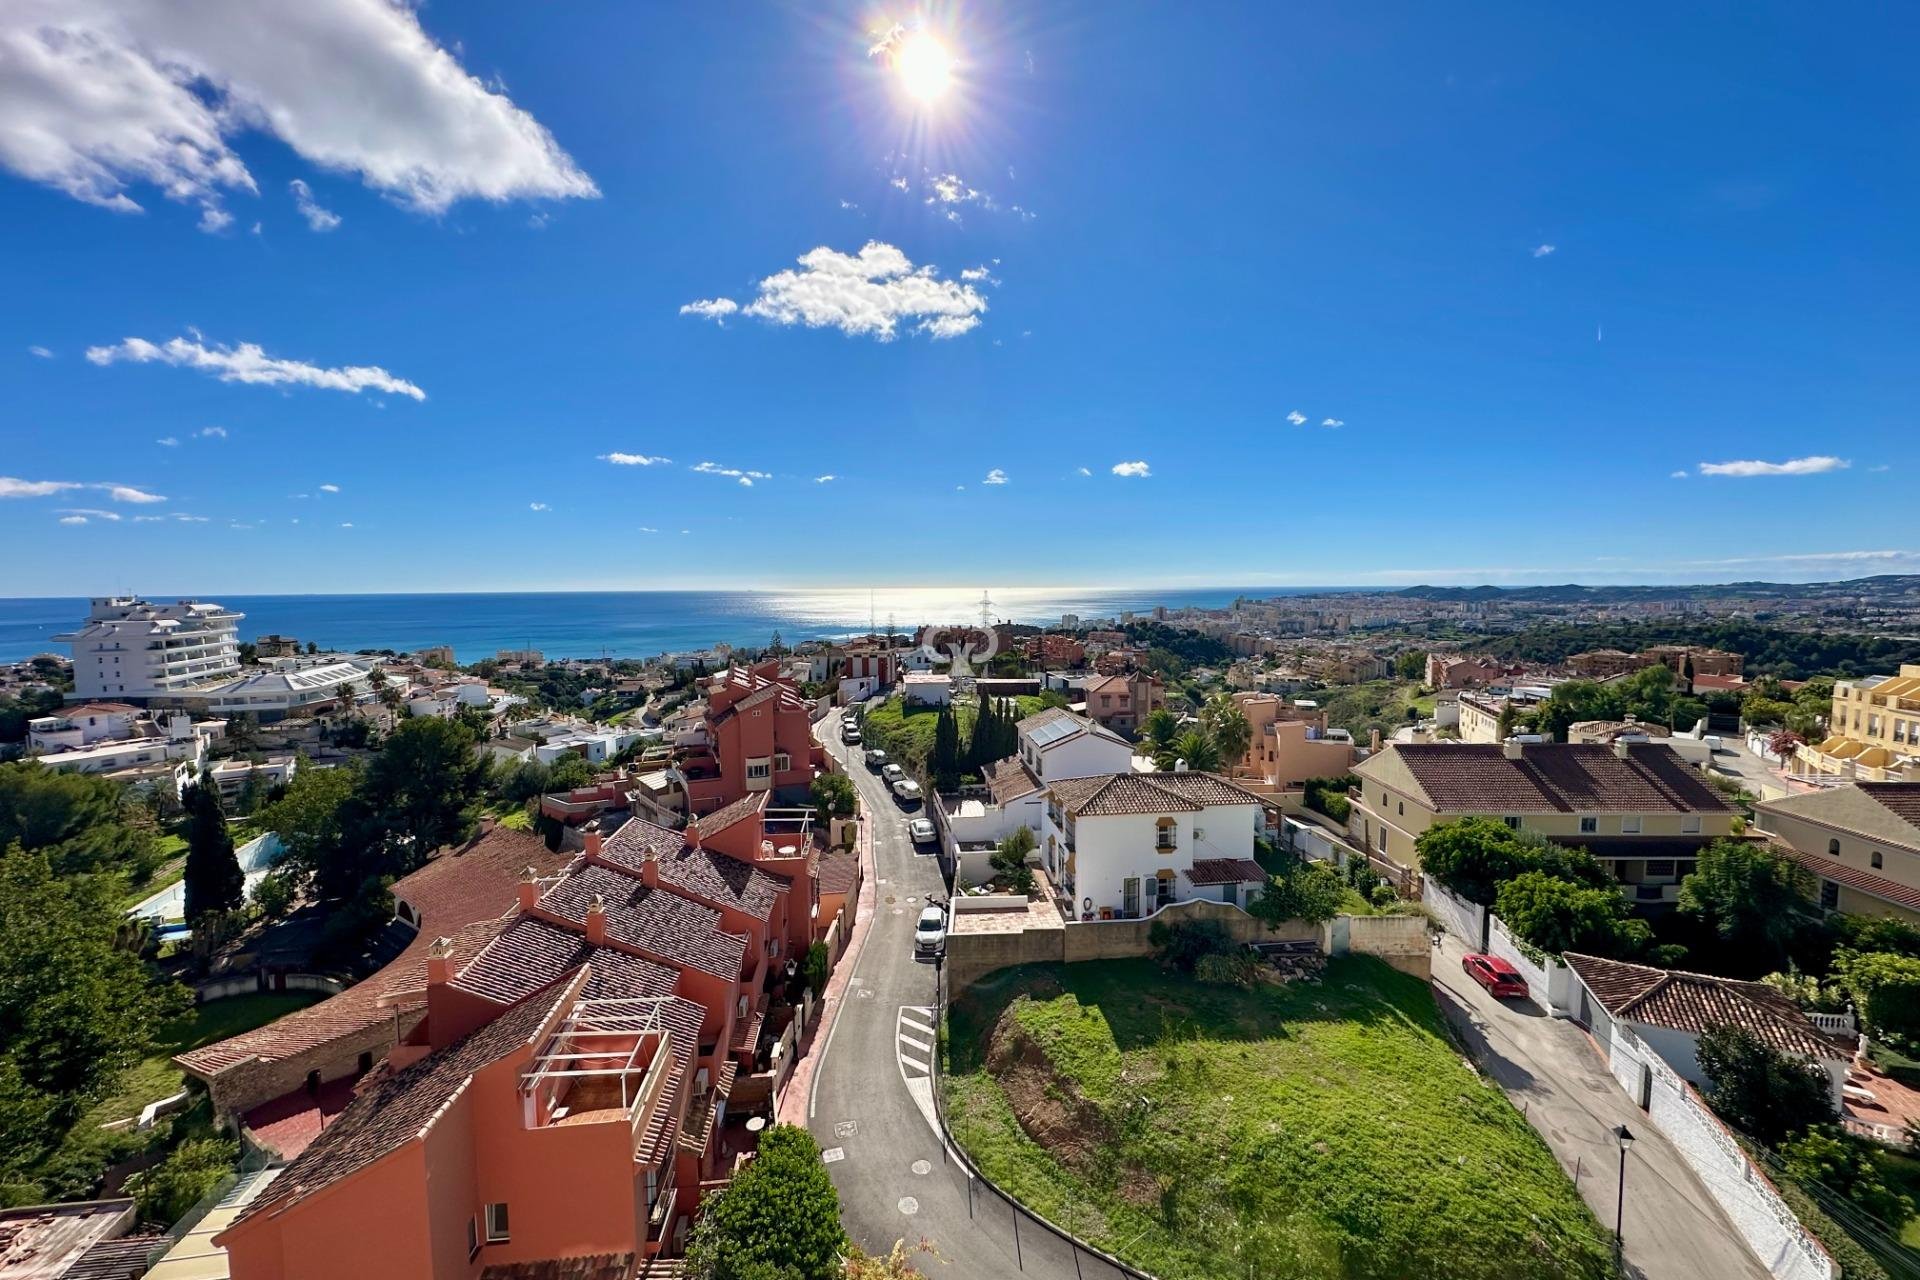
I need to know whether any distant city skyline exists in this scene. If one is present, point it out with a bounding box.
[4,3,1913,596]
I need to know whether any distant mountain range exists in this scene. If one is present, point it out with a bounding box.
[1388,575,1920,604]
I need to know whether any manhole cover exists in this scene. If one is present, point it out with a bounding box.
[835,1120,859,1138]
[911,1159,931,1176]
[897,1196,919,1215]
[885,895,897,905]
[822,1147,845,1164]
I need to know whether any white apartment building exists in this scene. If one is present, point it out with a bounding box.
[941,708,1134,882]
[27,707,214,798]
[55,597,375,718]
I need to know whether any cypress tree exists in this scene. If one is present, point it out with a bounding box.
[183,780,244,920]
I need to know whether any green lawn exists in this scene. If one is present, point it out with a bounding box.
[88,993,326,1126]
[943,957,1611,1280]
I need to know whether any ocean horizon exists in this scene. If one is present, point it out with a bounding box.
[0,586,1357,665]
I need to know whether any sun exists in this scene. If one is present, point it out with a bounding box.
[892,31,954,103]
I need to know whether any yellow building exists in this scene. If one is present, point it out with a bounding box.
[1795,664,1920,783]
[1347,740,1738,901]
[1753,783,1920,924]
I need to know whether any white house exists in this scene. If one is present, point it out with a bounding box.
[1040,770,1270,920]
[902,671,953,707]
[1563,952,1850,1107]
[208,756,299,801]
[941,708,1134,881]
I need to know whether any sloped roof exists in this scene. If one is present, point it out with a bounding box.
[480,1255,636,1280]
[983,756,1043,805]
[1772,841,1920,913]
[451,916,678,1006]
[233,976,578,1227]
[600,817,783,920]
[1185,858,1268,886]
[816,848,860,897]
[539,864,746,980]
[1562,953,1839,1060]
[698,790,767,836]
[1048,771,1266,817]
[1758,783,1920,853]
[1365,743,1731,815]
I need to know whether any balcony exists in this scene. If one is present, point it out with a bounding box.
[519,997,676,1152]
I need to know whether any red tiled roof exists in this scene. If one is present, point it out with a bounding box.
[1562,953,1840,1060]
[1861,783,1920,832]
[816,848,859,897]
[983,756,1042,804]
[1185,858,1268,886]
[1048,771,1268,817]
[1377,743,1731,815]
[539,863,747,980]
[391,826,573,928]
[452,916,679,1006]
[699,790,767,836]
[1774,842,1920,913]
[233,976,580,1227]
[601,817,784,920]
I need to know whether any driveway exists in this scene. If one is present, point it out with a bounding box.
[1433,936,1771,1280]
[804,722,1050,1278]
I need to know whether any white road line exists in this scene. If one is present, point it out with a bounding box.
[899,1016,934,1036]
[899,1032,933,1054]
[900,1052,929,1073]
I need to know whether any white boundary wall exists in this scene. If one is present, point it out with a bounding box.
[1486,914,1575,1015]
[1421,879,1486,949]
[1610,1022,1834,1280]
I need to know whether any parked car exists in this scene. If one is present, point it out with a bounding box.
[881,763,905,784]
[1462,953,1529,999]
[908,817,936,844]
[865,748,888,769]
[841,724,861,744]
[892,778,923,805]
[914,904,947,955]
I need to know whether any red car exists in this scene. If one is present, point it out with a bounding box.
[1463,952,1529,999]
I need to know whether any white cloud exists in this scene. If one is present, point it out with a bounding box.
[289,179,340,232]
[1285,410,1306,426]
[927,172,985,206]
[889,175,909,192]
[0,0,597,226]
[196,425,226,438]
[58,507,120,521]
[702,241,987,342]
[691,461,771,487]
[1697,456,1850,478]
[173,513,208,522]
[528,501,548,511]
[319,483,340,493]
[197,205,232,233]
[1076,466,1092,477]
[1111,461,1151,478]
[86,334,426,399]
[638,526,658,533]
[1670,470,1690,479]
[1870,465,1891,473]
[339,521,354,528]
[1532,244,1556,258]
[103,483,164,503]
[1,475,166,502]
[155,435,178,447]
[132,514,164,522]
[58,515,88,525]
[28,344,52,358]
[1321,417,1344,428]
[838,199,859,212]
[679,298,738,323]
[960,265,996,283]
[814,474,837,483]
[599,452,671,467]
[983,468,1008,485]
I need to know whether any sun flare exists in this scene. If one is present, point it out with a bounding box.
[892,32,953,103]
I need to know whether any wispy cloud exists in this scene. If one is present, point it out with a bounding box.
[0,0,596,226]
[691,461,771,487]
[639,526,659,533]
[103,484,165,503]
[1697,456,1849,478]
[1532,244,1556,258]
[87,335,425,399]
[814,474,837,483]
[1076,466,1092,477]
[2,476,164,503]
[983,468,1008,485]
[318,483,340,493]
[339,522,354,529]
[58,507,121,521]
[28,345,52,358]
[1285,410,1307,426]
[196,425,227,439]
[687,241,987,342]
[1870,464,1892,473]
[528,502,549,511]
[156,436,179,447]
[1321,417,1344,428]
[58,515,89,525]
[1111,461,1151,478]
[173,513,208,522]
[1670,470,1689,479]
[599,452,671,467]
[289,179,341,232]
[678,298,739,323]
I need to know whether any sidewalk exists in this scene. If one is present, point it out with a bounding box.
[777,807,876,1126]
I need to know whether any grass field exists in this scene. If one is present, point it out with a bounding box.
[860,694,1048,773]
[942,957,1611,1280]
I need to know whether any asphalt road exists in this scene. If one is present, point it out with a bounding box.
[1432,935,1772,1280]
[806,722,1053,1278]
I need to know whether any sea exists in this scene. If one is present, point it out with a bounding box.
[0,586,1353,665]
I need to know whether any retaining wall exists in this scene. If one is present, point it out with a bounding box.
[1421,880,1487,950]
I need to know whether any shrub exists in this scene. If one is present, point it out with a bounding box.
[1779,1127,1915,1228]
[1194,951,1260,989]
[803,941,829,995]
[126,1138,238,1225]
[1696,1025,1835,1146]
[1150,919,1233,972]
[989,827,1036,897]
[809,771,857,819]
[1834,950,1920,1054]
[684,1124,844,1280]
[1494,871,1650,959]
[1251,857,1347,926]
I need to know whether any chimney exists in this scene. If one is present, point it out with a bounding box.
[585,829,604,859]
[585,894,607,946]
[1503,738,1525,761]
[427,935,455,986]
[517,865,540,911]
[1614,738,1634,759]
[1369,728,1382,753]
[685,818,702,849]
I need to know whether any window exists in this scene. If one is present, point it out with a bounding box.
[1682,816,1702,835]
[1872,851,1885,870]
[1503,816,1522,831]
[1646,860,1676,878]
[1828,838,1842,857]
[1155,817,1177,852]
[485,1203,510,1243]
[745,758,770,780]
[1620,817,1642,835]
[1397,801,1404,816]
[1820,880,1839,911]
[772,752,790,772]
[1579,817,1598,834]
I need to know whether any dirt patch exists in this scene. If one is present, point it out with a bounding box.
[985,1011,1159,1206]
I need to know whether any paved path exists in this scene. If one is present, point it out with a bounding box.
[1432,935,1772,1280]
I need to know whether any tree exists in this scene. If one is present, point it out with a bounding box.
[182,781,243,921]
[844,1240,940,1278]
[1678,839,1814,969]
[964,696,999,772]
[0,761,159,880]
[125,1138,240,1223]
[1494,871,1650,958]
[1695,1025,1835,1146]
[261,762,359,889]
[1143,708,1180,754]
[928,704,961,791]
[1394,651,1427,682]
[989,826,1036,896]
[252,870,296,920]
[1170,729,1221,774]
[356,716,490,868]
[546,753,593,792]
[1199,694,1252,771]
[810,772,857,820]
[1833,950,1920,1054]
[684,1124,846,1280]
[1415,817,1609,906]
[1251,856,1347,926]
[236,767,267,817]
[1767,728,1805,763]
[1779,1127,1915,1228]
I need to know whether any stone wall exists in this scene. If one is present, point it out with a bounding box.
[1337,913,1432,979]
[201,1009,423,1121]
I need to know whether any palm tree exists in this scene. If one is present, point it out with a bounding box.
[1201,694,1253,772]
[1170,729,1221,774]
[1143,707,1179,751]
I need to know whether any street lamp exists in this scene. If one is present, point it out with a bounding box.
[1614,1124,1635,1256]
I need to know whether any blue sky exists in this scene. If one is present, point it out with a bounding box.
[3,1,1915,596]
